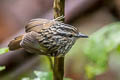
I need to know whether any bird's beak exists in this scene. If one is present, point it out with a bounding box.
[75,33,88,38]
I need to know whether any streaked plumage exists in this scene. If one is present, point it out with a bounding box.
[8,18,88,57]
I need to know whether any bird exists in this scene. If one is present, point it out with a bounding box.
[8,17,88,57]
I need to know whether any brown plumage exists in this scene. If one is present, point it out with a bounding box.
[8,18,88,56]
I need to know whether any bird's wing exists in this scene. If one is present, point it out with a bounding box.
[20,31,48,54]
[25,19,55,33]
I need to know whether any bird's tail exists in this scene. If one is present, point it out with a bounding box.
[8,35,24,50]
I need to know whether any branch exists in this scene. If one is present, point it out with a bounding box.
[53,0,65,80]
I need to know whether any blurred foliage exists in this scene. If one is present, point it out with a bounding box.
[84,22,120,79]
[22,71,72,80]
[0,48,9,55]
[0,66,5,71]
[0,48,8,71]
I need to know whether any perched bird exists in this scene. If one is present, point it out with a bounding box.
[8,17,88,57]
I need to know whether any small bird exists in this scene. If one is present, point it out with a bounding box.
[8,17,88,57]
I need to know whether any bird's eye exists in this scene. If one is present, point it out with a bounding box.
[69,34,72,37]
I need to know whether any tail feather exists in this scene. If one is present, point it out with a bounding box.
[8,35,24,50]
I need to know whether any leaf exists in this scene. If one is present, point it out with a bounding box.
[22,71,72,80]
[21,77,30,80]
[22,71,52,80]
[34,71,53,80]
[0,66,5,71]
[84,22,120,77]
[0,48,9,55]
[64,78,72,80]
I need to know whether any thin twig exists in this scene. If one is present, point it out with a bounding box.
[53,0,65,80]
[54,57,64,80]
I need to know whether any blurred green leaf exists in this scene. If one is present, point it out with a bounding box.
[0,48,9,55]
[21,77,30,80]
[22,71,52,80]
[22,71,72,80]
[34,71,53,80]
[64,78,72,80]
[0,66,5,71]
[84,22,120,77]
